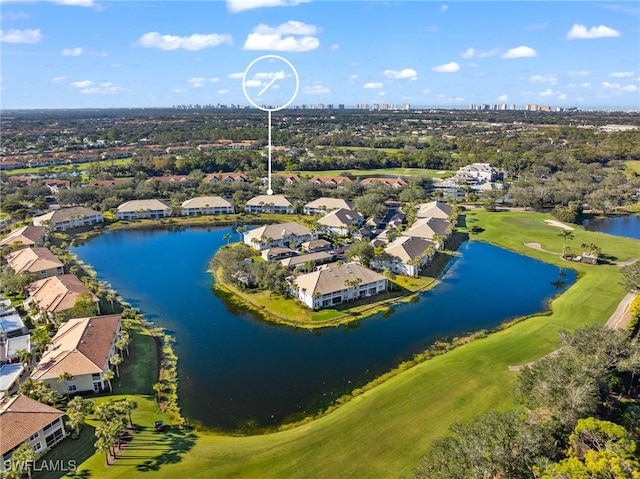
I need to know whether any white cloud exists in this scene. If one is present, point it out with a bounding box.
[460,47,499,59]
[303,84,330,95]
[529,74,558,85]
[581,82,592,89]
[138,32,233,51]
[0,28,42,43]
[330,44,339,51]
[566,24,621,40]
[210,77,220,82]
[422,89,431,94]
[218,89,230,94]
[51,0,95,6]
[243,21,320,52]
[538,88,555,97]
[384,68,418,80]
[70,80,93,88]
[622,84,638,92]
[244,79,262,88]
[172,88,187,93]
[188,77,206,88]
[432,62,460,73]
[349,74,359,81]
[568,70,590,77]
[61,47,82,56]
[497,94,509,101]
[52,76,67,83]
[79,82,126,94]
[601,81,638,93]
[1,11,31,21]
[502,46,537,59]
[610,71,634,78]
[440,4,448,12]
[363,82,384,89]
[226,0,309,14]
[228,72,244,79]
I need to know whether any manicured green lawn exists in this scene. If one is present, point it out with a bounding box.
[625,160,640,175]
[61,209,639,478]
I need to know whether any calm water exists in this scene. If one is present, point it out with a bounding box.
[583,215,640,240]
[72,227,575,430]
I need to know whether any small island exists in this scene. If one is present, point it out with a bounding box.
[210,198,458,327]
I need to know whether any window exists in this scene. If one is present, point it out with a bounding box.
[68,385,77,392]
[29,432,39,442]
[45,428,64,447]
[34,442,42,452]
[91,373,101,379]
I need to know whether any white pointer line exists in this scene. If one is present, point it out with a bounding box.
[257,71,285,97]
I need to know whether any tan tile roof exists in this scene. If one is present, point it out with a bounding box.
[117,199,171,213]
[385,236,435,263]
[0,395,64,455]
[403,217,450,240]
[318,208,363,228]
[181,196,232,209]
[31,315,120,381]
[293,262,385,296]
[415,201,453,219]
[245,195,293,207]
[26,274,98,313]
[244,222,312,242]
[5,247,63,275]
[304,197,353,211]
[33,206,102,225]
[0,225,45,248]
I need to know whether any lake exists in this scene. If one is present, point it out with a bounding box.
[72,227,575,430]
[583,214,640,240]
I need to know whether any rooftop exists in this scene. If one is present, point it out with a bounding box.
[293,262,385,297]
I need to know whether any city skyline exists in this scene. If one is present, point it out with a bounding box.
[1,0,639,110]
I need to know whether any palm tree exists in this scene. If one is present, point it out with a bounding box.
[152,382,163,403]
[57,372,73,399]
[105,290,118,313]
[11,441,37,479]
[110,353,122,378]
[559,230,575,258]
[15,348,33,369]
[31,325,51,358]
[102,369,115,393]
[223,233,232,246]
[66,396,94,437]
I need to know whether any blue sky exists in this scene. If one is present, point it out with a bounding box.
[1,0,639,110]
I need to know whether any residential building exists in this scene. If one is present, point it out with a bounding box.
[280,251,335,270]
[0,298,29,365]
[145,175,189,184]
[300,239,333,253]
[244,195,295,214]
[203,172,248,183]
[415,201,454,219]
[360,177,408,189]
[5,247,64,279]
[0,225,45,249]
[454,163,499,183]
[375,236,436,277]
[402,217,451,246]
[317,208,364,237]
[116,199,172,220]
[261,247,297,261]
[244,222,317,251]
[31,314,121,395]
[290,262,387,309]
[0,395,66,471]
[181,196,234,216]
[25,274,99,319]
[303,197,354,215]
[261,173,300,186]
[42,179,71,193]
[308,176,353,187]
[33,206,104,232]
[0,363,25,396]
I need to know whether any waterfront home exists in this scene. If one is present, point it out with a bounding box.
[303,197,354,215]
[31,314,121,395]
[280,251,335,271]
[244,195,295,214]
[0,225,45,249]
[415,201,454,219]
[5,247,64,279]
[290,262,387,310]
[261,247,297,261]
[116,199,171,220]
[375,236,436,277]
[244,222,317,251]
[453,162,499,184]
[25,274,99,319]
[181,196,234,216]
[317,208,364,237]
[0,395,66,471]
[402,217,451,246]
[33,206,104,232]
